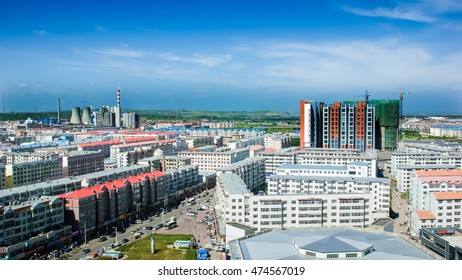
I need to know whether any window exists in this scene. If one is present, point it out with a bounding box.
[346,253,358,258]
[327,254,339,259]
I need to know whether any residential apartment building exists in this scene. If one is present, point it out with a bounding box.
[62,150,104,177]
[5,158,63,188]
[216,173,376,232]
[410,170,462,211]
[428,192,462,229]
[60,166,200,240]
[79,165,150,187]
[266,175,390,218]
[0,196,71,260]
[0,178,82,206]
[410,210,436,237]
[122,112,140,129]
[396,164,456,193]
[138,155,192,172]
[256,147,378,177]
[4,152,59,165]
[216,157,266,194]
[0,164,5,189]
[276,162,370,178]
[178,148,250,171]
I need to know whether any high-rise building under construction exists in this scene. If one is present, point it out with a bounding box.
[301,99,399,151]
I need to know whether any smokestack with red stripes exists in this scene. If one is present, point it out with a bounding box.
[115,88,122,128]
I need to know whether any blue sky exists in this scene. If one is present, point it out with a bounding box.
[1,0,461,115]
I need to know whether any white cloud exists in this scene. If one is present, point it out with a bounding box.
[239,39,462,95]
[154,52,232,66]
[91,48,146,58]
[342,6,435,23]
[33,29,47,35]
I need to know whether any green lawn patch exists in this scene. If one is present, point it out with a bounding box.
[118,234,196,260]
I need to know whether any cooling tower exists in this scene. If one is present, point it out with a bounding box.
[82,107,92,124]
[70,107,82,125]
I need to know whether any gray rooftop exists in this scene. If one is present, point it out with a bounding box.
[0,177,81,196]
[217,157,265,171]
[398,164,456,170]
[79,165,149,179]
[218,173,248,195]
[237,228,434,260]
[267,174,390,183]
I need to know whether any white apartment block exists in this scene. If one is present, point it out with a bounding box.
[410,170,462,211]
[263,133,291,151]
[183,136,215,149]
[256,148,297,175]
[429,192,462,228]
[178,148,250,171]
[391,151,440,178]
[216,157,266,193]
[217,173,380,232]
[276,162,370,178]
[266,175,389,216]
[296,149,378,178]
[5,158,63,188]
[4,152,59,165]
[396,164,456,193]
[110,140,174,162]
[257,148,378,177]
[410,210,436,237]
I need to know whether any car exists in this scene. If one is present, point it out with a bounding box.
[82,248,91,254]
[98,236,107,242]
[146,226,153,230]
[118,228,126,234]
[121,238,129,243]
[214,246,222,252]
[110,232,116,238]
[156,223,163,229]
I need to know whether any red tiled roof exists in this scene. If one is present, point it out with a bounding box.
[415,170,462,177]
[78,140,121,148]
[415,210,435,220]
[432,191,462,200]
[60,171,165,199]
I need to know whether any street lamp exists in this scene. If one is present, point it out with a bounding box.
[113,227,118,244]
[160,208,165,226]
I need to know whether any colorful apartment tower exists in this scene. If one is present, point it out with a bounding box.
[303,100,380,151]
[299,100,322,150]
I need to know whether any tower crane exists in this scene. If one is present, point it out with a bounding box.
[355,90,370,104]
[394,89,412,142]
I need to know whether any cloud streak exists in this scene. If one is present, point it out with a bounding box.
[342,6,435,23]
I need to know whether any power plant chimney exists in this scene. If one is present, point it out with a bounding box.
[82,107,92,125]
[70,107,82,125]
[115,88,122,128]
[57,98,61,123]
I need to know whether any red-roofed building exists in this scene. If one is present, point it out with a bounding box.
[78,140,122,157]
[58,166,199,241]
[412,169,462,210]
[410,210,437,236]
[424,191,462,232]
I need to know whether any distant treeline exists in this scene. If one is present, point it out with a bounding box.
[0,109,300,123]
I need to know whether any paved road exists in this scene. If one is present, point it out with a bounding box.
[66,191,222,260]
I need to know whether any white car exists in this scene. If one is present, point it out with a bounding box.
[186,212,195,217]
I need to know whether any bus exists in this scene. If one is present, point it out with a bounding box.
[186,197,196,206]
[165,220,177,229]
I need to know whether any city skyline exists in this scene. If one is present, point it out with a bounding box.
[1,1,462,115]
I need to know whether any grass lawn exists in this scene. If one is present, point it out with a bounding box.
[116,233,196,260]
